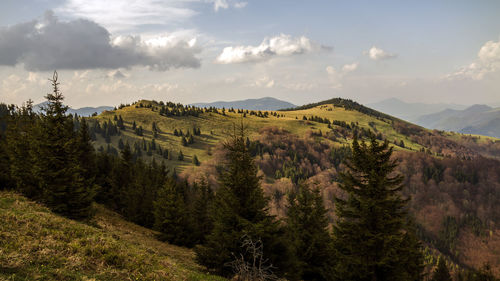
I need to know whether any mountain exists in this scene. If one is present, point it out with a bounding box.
[415,104,500,138]
[88,98,500,276]
[34,101,113,116]
[191,97,296,111]
[368,98,467,121]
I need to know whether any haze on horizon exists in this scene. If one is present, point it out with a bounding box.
[0,0,499,108]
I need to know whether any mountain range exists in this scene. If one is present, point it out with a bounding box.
[191,97,296,111]
[367,98,468,121]
[416,104,500,138]
[34,101,113,116]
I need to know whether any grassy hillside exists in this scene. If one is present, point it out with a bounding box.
[87,98,500,277]
[92,100,436,172]
[0,191,224,281]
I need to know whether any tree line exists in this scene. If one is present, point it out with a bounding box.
[0,73,497,280]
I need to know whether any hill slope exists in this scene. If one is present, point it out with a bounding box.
[191,97,296,111]
[89,98,500,276]
[0,191,224,281]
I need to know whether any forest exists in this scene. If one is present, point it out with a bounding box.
[0,74,499,281]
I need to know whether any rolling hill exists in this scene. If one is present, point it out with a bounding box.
[86,97,500,277]
[190,97,296,111]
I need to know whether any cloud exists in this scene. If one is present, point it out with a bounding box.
[213,0,229,11]
[216,34,330,64]
[0,11,201,71]
[56,0,197,33]
[212,0,248,11]
[445,39,500,80]
[342,62,358,72]
[234,2,248,9]
[251,76,275,88]
[107,70,127,79]
[364,46,397,60]
[326,62,358,89]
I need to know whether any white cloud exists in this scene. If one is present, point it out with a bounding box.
[56,0,197,33]
[326,62,359,89]
[213,0,229,11]
[216,34,329,64]
[0,12,201,71]
[445,39,500,80]
[253,76,275,88]
[342,62,358,72]
[364,46,397,60]
[234,2,248,9]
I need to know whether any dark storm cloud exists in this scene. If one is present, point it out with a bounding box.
[0,11,201,71]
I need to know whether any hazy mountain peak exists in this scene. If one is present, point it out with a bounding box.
[191,97,296,111]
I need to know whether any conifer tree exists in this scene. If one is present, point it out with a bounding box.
[285,185,335,281]
[153,178,194,246]
[431,257,452,281]
[332,134,424,281]
[195,123,288,277]
[35,71,94,219]
[192,154,200,166]
[6,101,38,197]
[192,179,214,244]
[178,150,184,161]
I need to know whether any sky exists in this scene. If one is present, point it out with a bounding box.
[0,0,499,108]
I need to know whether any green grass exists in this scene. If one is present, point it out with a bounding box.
[0,191,225,281]
[93,101,430,171]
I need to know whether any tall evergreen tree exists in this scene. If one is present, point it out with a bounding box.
[431,257,452,281]
[6,101,38,196]
[153,178,194,246]
[285,185,335,281]
[332,135,424,281]
[195,124,289,277]
[35,71,94,219]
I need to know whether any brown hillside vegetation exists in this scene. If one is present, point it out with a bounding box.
[0,191,224,281]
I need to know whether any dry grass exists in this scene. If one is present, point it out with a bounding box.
[0,191,225,281]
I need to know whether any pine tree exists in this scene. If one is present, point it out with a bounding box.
[153,178,193,246]
[35,71,94,219]
[192,154,200,166]
[178,150,184,161]
[285,185,335,281]
[195,123,289,277]
[192,179,214,244]
[6,101,38,197]
[68,117,96,219]
[431,257,452,281]
[332,134,424,281]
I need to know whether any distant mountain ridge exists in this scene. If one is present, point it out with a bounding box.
[415,104,500,138]
[191,97,296,111]
[34,101,113,116]
[368,98,467,121]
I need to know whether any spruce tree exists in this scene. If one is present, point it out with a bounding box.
[192,179,214,244]
[285,185,335,281]
[195,123,289,277]
[36,71,94,219]
[332,134,424,281]
[431,257,452,281]
[192,154,200,166]
[153,178,193,246]
[6,101,38,197]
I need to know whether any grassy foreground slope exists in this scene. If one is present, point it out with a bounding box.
[0,191,224,281]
